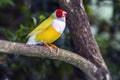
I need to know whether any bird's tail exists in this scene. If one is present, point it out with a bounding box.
[26,35,37,45]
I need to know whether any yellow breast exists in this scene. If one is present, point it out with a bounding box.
[35,24,61,43]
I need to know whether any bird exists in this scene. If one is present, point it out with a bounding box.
[26,9,67,52]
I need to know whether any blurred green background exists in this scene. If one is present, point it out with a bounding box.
[0,0,120,80]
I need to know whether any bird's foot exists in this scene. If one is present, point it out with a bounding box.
[42,42,59,54]
[48,43,59,54]
[43,42,52,52]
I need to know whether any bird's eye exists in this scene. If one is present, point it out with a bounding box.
[56,10,62,18]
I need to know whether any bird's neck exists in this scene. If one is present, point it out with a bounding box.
[56,17,66,22]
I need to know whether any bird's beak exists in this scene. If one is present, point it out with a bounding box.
[63,11,67,17]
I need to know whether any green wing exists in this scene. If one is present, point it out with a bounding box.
[27,13,54,37]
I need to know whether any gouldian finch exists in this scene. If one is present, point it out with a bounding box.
[26,9,67,52]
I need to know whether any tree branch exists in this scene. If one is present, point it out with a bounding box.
[0,40,97,78]
[58,0,111,80]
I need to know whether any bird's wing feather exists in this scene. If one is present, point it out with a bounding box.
[27,14,54,37]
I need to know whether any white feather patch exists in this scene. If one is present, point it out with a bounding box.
[52,19,66,34]
[26,35,38,45]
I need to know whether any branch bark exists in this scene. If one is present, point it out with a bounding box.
[58,0,111,80]
[0,40,97,77]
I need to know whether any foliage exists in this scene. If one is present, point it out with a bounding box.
[0,0,120,80]
[0,0,14,6]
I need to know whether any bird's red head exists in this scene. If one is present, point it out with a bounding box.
[56,9,67,18]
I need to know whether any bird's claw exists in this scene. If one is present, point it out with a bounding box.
[43,42,59,54]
